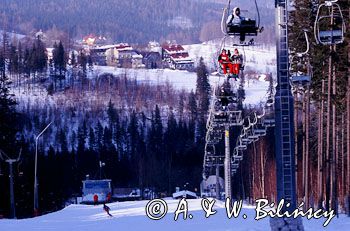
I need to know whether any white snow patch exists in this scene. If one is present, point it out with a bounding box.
[94,66,271,106]
[0,199,348,231]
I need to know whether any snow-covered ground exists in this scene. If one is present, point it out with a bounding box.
[95,67,271,105]
[91,41,276,106]
[0,199,349,231]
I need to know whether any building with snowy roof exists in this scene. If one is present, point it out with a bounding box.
[162,44,194,71]
[81,179,112,204]
[89,43,144,67]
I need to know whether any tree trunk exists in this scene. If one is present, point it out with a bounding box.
[305,87,310,209]
[260,141,265,198]
[347,75,350,216]
[302,91,306,208]
[318,80,325,209]
[294,90,299,199]
[341,114,345,210]
[332,45,337,215]
[326,49,332,211]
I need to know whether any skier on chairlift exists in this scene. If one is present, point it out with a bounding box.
[230,48,242,80]
[218,86,230,111]
[218,49,234,79]
[227,7,243,26]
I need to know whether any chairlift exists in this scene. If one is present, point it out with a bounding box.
[236,143,247,151]
[251,113,265,136]
[222,0,262,42]
[241,138,252,145]
[314,0,345,45]
[263,97,275,128]
[216,37,246,77]
[290,30,312,85]
[231,162,239,168]
[263,118,276,127]
[234,155,243,161]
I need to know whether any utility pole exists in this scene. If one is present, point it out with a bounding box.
[0,149,22,219]
[7,159,16,219]
[216,165,221,200]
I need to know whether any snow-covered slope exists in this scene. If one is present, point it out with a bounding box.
[95,67,271,105]
[0,199,349,231]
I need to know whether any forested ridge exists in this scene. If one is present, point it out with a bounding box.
[0,0,275,44]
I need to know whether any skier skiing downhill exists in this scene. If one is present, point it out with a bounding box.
[103,203,113,217]
[218,49,234,79]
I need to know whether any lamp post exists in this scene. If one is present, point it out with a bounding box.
[34,122,52,216]
[99,161,105,180]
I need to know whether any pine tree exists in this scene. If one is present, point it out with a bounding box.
[107,99,118,125]
[58,128,68,153]
[0,51,19,154]
[33,37,47,73]
[195,57,211,119]
[128,111,139,159]
[188,90,197,122]
[53,41,66,78]
[78,50,87,77]
[71,51,76,67]
[88,127,97,152]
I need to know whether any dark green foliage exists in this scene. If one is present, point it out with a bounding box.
[0,52,19,154]
[53,41,66,77]
[196,57,211,118]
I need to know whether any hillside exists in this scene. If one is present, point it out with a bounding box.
[0,0,275,44]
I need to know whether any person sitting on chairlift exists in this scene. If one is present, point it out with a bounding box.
[218,49,234,78]
[227,7,243,26]
[218,86,230,111]
[230,48,242,80]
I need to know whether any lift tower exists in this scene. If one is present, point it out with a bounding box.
[274,0,297,210]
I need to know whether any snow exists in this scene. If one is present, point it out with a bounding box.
[172,191,198,199]
[94,66,271,106]
[0,199,349,231]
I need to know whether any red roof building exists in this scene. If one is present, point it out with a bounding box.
[162,44,194,71]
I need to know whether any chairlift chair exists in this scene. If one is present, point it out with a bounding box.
[263,118,276,127]
[290,30,312,85]
[231,162,240,169]
[233,156,243,162]
[314,0,346,45]
[241,138,251,146]
[222,0,262,42]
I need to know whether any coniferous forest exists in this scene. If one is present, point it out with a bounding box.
[0,0,350,227]
[0,35,215,217]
